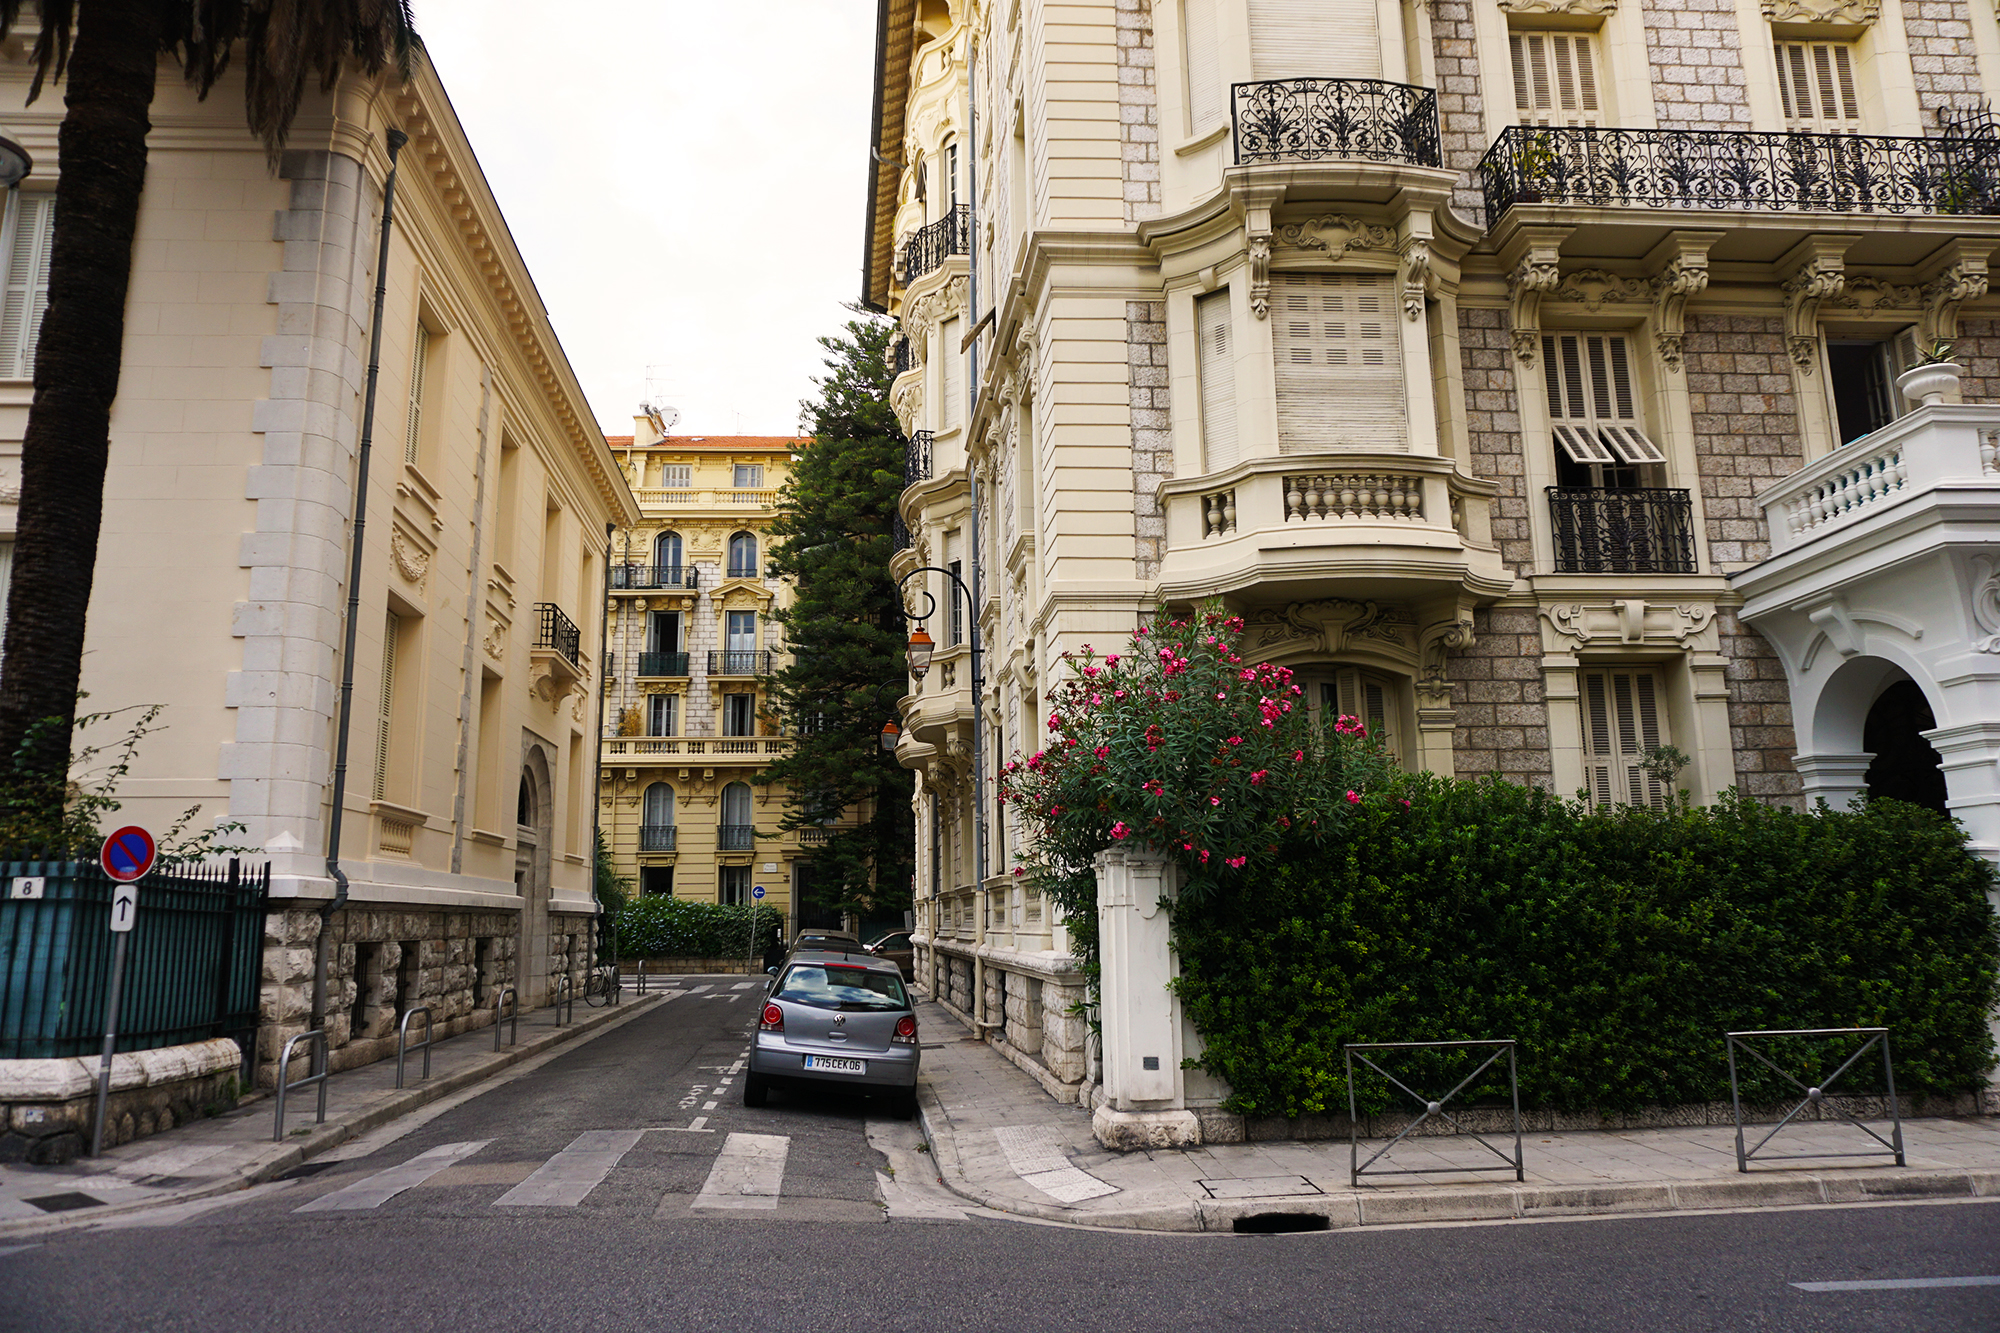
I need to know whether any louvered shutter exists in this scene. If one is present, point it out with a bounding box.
[1197,290,1238,471]
[0,540,13,660]
[1581,668,1667,809]
[1776,42,1860,131]
[404,324,430,464]
[661,464,691,488]
[1510,33,1600,127]
[1184,0,1226,129]
[1541,333,1667,465]
[1334,668,1394,755]
[0,193,54,380]
[1272,272,1407,452]
[941,317,962,426]
[374,614,399,801]
[1249,0,1381,79]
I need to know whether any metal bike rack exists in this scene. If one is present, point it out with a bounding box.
[1345,1039,1523,1188]
[273,1028,329,1142]
[395,1006,434,1089]
[553,973,574,1026]
[632,959,647,994]
[492,986,518,1051]
[1727,1027,1905,1172]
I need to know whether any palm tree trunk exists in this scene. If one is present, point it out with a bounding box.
[0,0,164,830]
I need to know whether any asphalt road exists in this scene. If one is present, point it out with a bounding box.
[4,985,1996,1333]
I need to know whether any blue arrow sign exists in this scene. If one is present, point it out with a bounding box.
[751,885,765,900]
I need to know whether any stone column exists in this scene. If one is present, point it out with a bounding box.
[1926,722,2000,866]
[1791,753,1874,813]
[1091,847,1200,1149]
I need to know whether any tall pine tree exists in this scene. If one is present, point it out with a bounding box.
[758,314,913,926]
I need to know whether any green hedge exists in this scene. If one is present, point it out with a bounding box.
[609,897,783,960]
[1172,780,2000,1119]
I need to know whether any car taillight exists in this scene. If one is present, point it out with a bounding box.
[893,1014,917,1045]
[760,1003,783,1031]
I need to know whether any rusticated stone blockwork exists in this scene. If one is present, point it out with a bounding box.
[1904,0,1985,118]
[1448,606,1554,788]
[1129,300,1172,580]
[1118,0,1161,223]
[1457,307,1531,573]
[1720,612,1804,806]
[1641,0,1754,129]
[1952,316,2000,401]
[1683,314,1805,570]
[1429,0,1489,219]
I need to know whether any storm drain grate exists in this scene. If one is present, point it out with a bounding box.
[1233,1212,1331,1234]
[24,1193,103,1213]
[274,1162,340,1182]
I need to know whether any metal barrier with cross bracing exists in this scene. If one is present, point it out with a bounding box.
[395,1006,434,1089]
[1727,1027,1905,1172]
[1345,1039,1524,1188]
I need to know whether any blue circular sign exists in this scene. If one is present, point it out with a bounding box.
[751,885,765,900]
[101,826,156,883]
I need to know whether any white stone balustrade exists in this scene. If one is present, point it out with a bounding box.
[1759,405,2000,556]
[1284,471,1427,523]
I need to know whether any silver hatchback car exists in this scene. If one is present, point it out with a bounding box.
[745,952,920,1116]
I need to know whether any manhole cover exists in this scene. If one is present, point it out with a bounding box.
[24,1193,103,1213]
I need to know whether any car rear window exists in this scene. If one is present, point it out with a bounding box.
[776,963,908,1011]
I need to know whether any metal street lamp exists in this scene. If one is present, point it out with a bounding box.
[879,719,901,752]
[0,136,32,189]
[897,564,985,885]
[905,626,935,679]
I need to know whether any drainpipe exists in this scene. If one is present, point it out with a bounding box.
[964,49,995,1036]
[590,521,614,963]
[311,127,408,1052]
[450,364,496,876]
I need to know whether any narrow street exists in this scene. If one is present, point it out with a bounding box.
[3,990,1996,1332]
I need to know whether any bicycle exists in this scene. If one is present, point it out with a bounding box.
[581,961,623,1007]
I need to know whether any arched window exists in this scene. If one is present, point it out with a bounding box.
[654,531,683,580]
[727,532,758,579]
[643,782,675,827]
[720,782,753,849]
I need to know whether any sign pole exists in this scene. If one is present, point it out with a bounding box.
[93,826,156,1156]
[747,884,766,977]
[91,929,130,1157]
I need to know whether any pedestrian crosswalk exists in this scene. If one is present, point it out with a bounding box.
[493,1129,644,1207]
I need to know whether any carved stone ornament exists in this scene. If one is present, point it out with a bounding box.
[1551,268,1650,312]
[483,614,507,661]
[891,378,924,436]
[1248,229,1272,320]
[1246,599,1416,657]
[1923,256,1990,345]
[1417,616,1476,708]
[1825,275,1922,315]
[1783,252,1846,372]
[390,528,432,585]
[1401,240,1432,322]
[906,273,971,330]
[1651,253,1711,374]
[1501,0,1617,11]
[1507,254,1564,364]
[1540,599,1716,647]
[1970,553,2000,653]
[1760,0,1878,25]
[1274,214,1397,263]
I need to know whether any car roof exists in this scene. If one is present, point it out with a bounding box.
[793,928,858,941]
[784,948,902,975]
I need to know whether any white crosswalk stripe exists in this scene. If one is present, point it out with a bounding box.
[730,982,756,990]
[692,1132,790,1211]
[294,1140,490,1213]
[493,1129,645,1207]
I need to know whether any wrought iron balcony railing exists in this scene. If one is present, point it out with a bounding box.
[1232,78,1441,167]
[892,512,911,553]
[1481,124,2000,217]
[718,824,756,851]
[1547,487,1697,574]
[639,825,677,852]
[905,430,933,486]
[610,563,698,591]
[533,603,581,667]
[637,652,689,677]
[892,335,912,379]
[709,651,772,675]
[900,205,970,284]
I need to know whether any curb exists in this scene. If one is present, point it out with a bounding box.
[913,1086,2000,1233]
[0,992,669,1239]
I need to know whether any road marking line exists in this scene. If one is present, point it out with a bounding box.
[731,982,756,990]
[703,1101,718,1110]
[645,1118,715,1134]
[1793,1276,2000,1292]
[993,1125,1118,1203]
[689,984,712,994]
[294,1140,491,1212]
[493,1130,645,1207]
[692,1132,790,1211]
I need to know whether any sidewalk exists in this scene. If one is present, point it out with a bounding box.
[911,1000,2000,1232]
[0,986,675,1237]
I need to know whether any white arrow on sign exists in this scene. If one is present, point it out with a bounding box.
[110,884,138,933]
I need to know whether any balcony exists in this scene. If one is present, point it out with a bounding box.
[798,828,838,847]
[1480,124,2000,219]
[718,824,755,852]
[900,205,970,284]
[637,651,689,677]
[892,336,911,379]
[533,603,581,665]
[1231,78,1441,167]
[603,737,794,759]
[610,564,698,592]
[709,650,772,676]
[639,825,677,852]
[1547,488,1698,575]
[905,430,933,487]
[628,488,777,508]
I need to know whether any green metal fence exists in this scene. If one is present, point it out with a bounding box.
[0,858,268,1059]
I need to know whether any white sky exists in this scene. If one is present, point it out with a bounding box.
[415,1,878,439]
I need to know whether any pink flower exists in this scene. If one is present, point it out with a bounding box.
[1399,799,1411,809]
[1094,746,1111,759]
[1105,654,1120,667]
[1049,714,1064,731]
[1143,779,1164,795]
[1346,790,1361,804]
[1012,866,1025,876]
[1227,736,1243,747]
[1250,770,1268,786]
[1209,796,1221,806]
[1293,750,1305,762]
[1198,849,1211,864]
[1110,821,1131,840]
[1225,856,1247,869]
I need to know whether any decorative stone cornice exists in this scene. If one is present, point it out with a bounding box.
[1417,613,1476,709]
[1499,226,1572,365]
[1540,599,1716,649]
[1500,0,1617,13]
[1274,213,1398,261]
[1401,239,1432,322]
[1245,599,1416,658]
[1760,0,1878,26]
[1824,275,1922,315]
[1551,268,1650,312]
[1921,247,1991,344]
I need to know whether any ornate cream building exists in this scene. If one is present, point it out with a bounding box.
[868,0,2000,1125]
[598,426,825,929]
[0,50,636,1079]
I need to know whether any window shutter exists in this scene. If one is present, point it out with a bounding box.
[0,193,54,380]
[941,317,962,426]
[1776,42,1860,131]
[1272,272,1407,453]
[1249,0,1381,80]
[404,325,430,464]
[1334,667,1395,757]
[0,540,13,660]
[661,464,691,488]
[1184,0,1226,129]
[1542,333,1667,465]
[1581,668,1667,809]
[374,614,399,801]
[1510,33,1600,127]
[1197,290,1238,471]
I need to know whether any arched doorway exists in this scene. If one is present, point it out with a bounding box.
[515,743,555,1003]
[1863,679,1948,816]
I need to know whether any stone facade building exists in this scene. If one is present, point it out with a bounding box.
[866,0,2000,1136]
[0,49,635,1089]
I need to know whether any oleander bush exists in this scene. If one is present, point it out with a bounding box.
[610,896,783,961]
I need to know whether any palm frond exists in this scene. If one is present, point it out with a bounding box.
[0,0,77,106]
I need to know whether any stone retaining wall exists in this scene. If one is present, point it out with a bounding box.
[0,1037,243,1165]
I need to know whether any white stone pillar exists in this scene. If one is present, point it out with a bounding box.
[1925,722,2000,865]
[1791,753,1874,812]
[1090,847,1200,1149]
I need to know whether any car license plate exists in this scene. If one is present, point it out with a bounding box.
[803,1055,865,1075]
